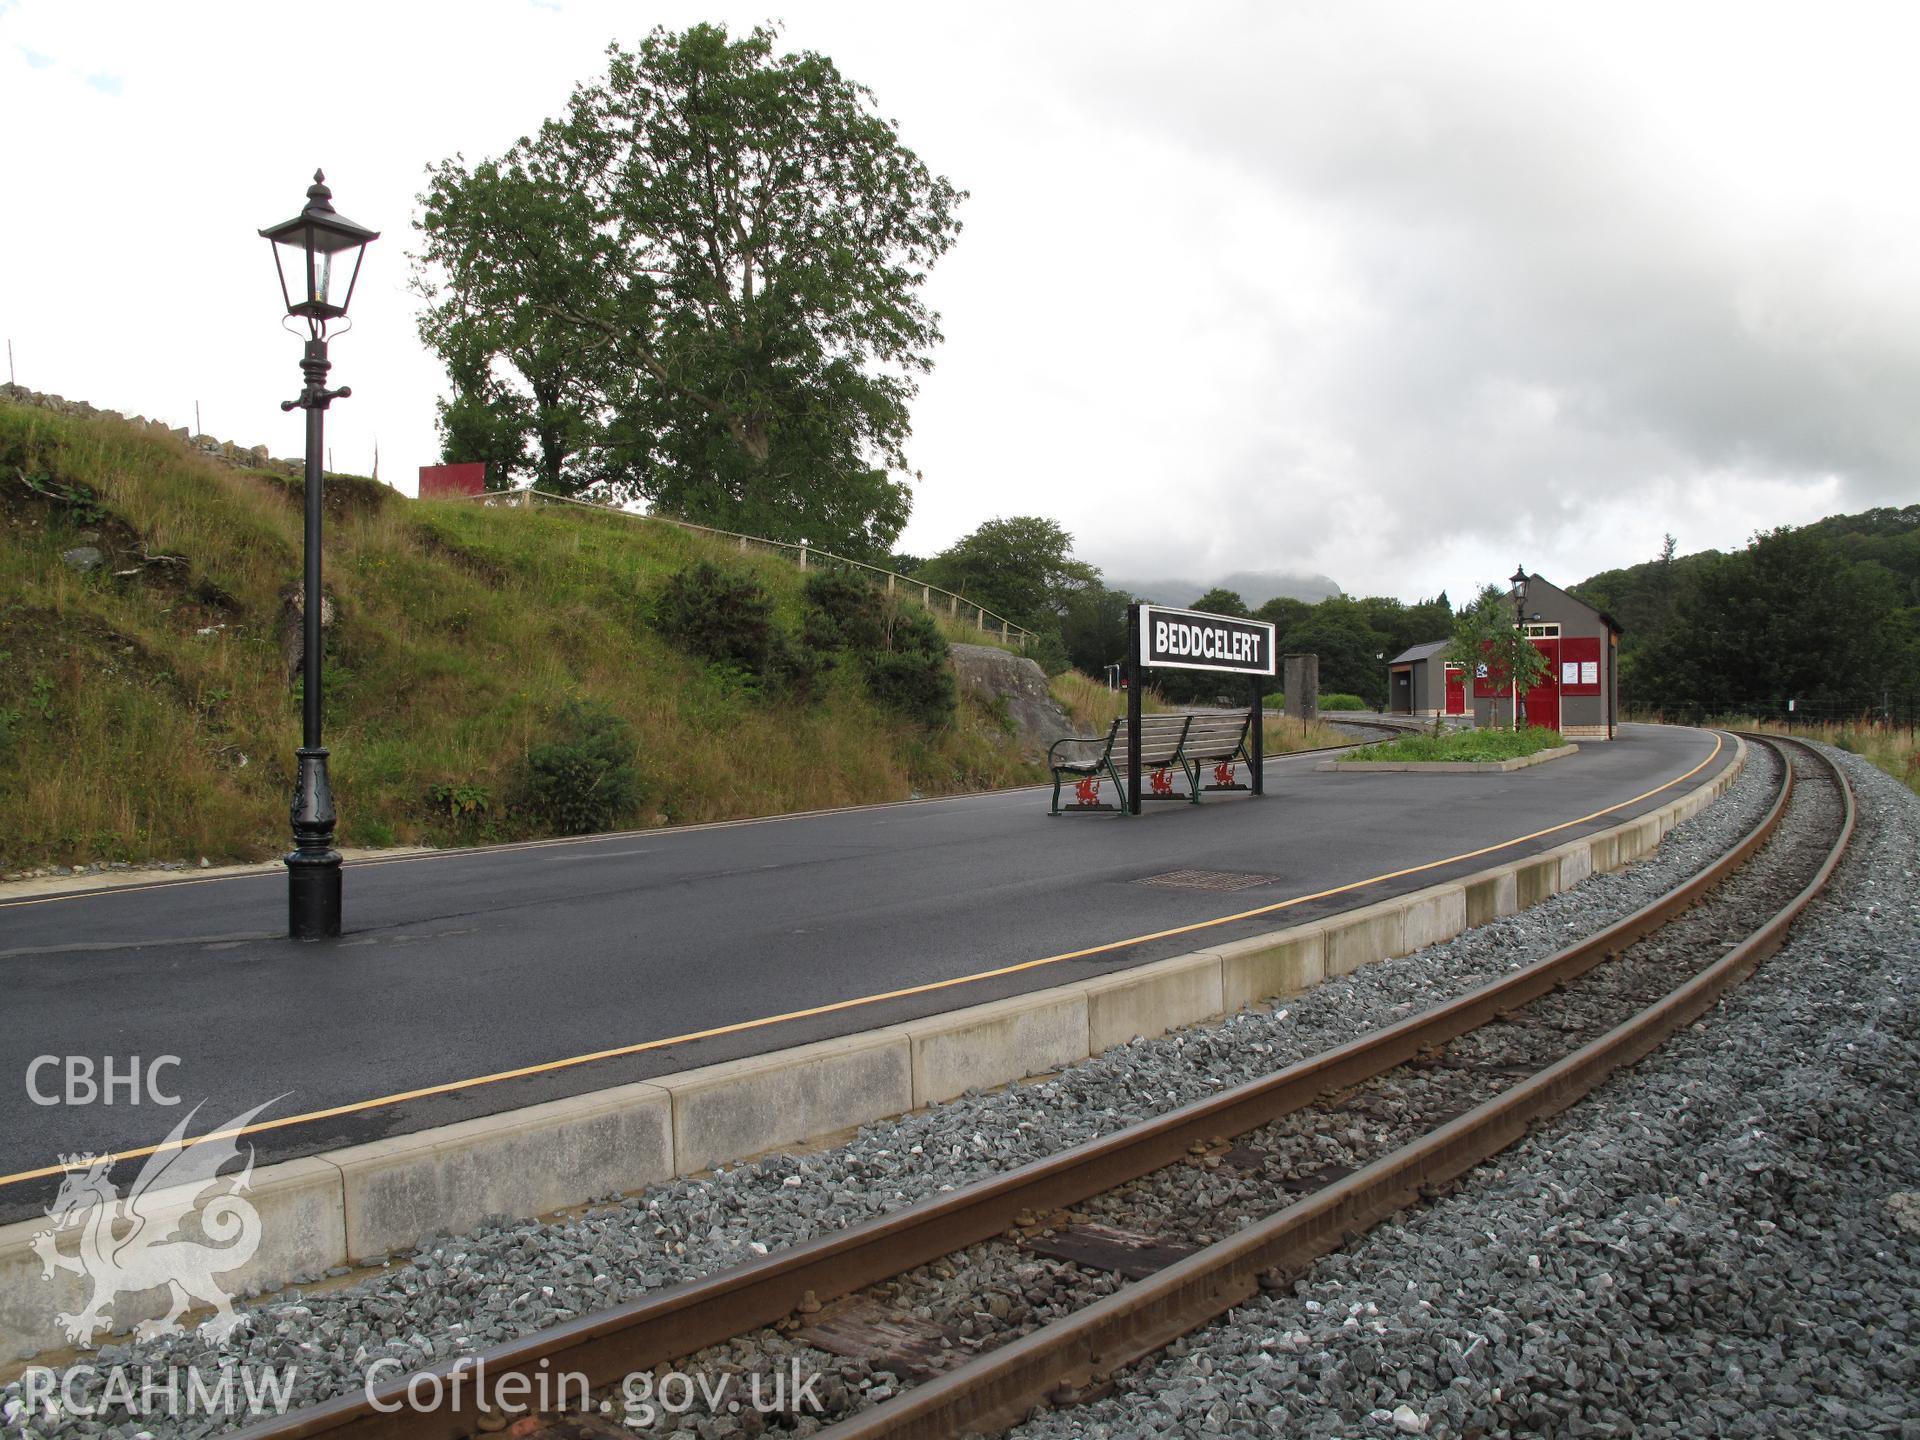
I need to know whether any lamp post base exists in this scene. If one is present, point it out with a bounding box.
[288,744,342,940]
[286,852,342,939]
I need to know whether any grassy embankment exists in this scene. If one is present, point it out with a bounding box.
[1341,725,1568,763]
[0,401,1049,868]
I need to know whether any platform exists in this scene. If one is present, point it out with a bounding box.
[0,724,1727,1223]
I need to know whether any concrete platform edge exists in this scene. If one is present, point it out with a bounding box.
[0,735,1745,1362]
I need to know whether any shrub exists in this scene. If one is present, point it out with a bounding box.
[656,561,834,700]
[796,572,954,725]
[653,562,776,670]
[803,570,888,653]
[1320,692,1367,711]
[426,780,493,821]
[768,632,832,702]
[866,608,956,727]
[520,698,643,834]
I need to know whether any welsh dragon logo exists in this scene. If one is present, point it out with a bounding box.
[31,1099,277,1346]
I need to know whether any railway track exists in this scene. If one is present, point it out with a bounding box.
[230,733,1851,1440]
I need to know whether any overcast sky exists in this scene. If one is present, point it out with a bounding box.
[4,1,1916,602]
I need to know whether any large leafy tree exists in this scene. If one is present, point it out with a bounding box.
[413,23,964,557]
[414,148,627,494]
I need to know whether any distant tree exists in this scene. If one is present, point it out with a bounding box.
[1632,527,1892,715]
[1352,593,1453,674]
[1253,595,1314,636]
[1189,587,1250,617]
[1446,585,1549,729]
[1403,592,1454,648]
[1278,598,1392,707]
[414,22,964,556]
[1060,581,1133,675]
[915,516,1098,631]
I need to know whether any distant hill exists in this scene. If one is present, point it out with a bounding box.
[1107,570,1345,609]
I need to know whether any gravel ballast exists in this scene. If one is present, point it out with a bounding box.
[1011,746,1919,1440]
[10,737,1877,1440]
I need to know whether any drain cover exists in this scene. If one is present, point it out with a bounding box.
[1138,869,1278,892]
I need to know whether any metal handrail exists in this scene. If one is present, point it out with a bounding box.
[455,487,1034,649]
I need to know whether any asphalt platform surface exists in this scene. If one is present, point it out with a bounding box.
[0,723,1726,1222]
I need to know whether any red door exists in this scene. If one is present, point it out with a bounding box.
[1526,638,1560,731]
[1443,665,1466,715]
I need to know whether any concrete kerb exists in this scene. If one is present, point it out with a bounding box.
[1216,926,1326,1012]
[903,990,1090,1107]
[1463,867,1516,927]
[0,1155,348,1363]
[332,1081,675,1262]
[1082,952,1226,1056]
[0,735,1747,1362]
[662,1031,912,1178]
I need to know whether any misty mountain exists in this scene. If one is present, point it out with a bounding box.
[1106,570,1345,609]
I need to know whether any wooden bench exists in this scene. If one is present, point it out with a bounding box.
[1048,711,1255,815]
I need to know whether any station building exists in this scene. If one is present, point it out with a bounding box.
[1385,640,1467,719]
[1386,573,1622,739]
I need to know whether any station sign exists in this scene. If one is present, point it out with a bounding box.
[1137,604,1277,676]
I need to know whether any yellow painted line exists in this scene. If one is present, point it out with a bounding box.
[0,732,1725,1188]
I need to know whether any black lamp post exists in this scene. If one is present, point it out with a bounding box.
[260,170,378,940]
[1509,564,1529,731]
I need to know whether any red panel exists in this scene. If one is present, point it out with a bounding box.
[1561,636,1602,696]
[419,462,487,498]
[1526,637,1560,730]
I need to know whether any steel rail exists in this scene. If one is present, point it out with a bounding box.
[819,734,1853,1438]
[227,733,1787,1440]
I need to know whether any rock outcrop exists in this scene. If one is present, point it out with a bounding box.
[948,643,1077,762]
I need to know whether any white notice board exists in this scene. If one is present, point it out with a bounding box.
[1561,661,1579,685]
[1581,661,1598,684]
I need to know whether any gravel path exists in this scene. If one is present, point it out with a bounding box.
[1011,745,1919,1440]
[3,737,1815,1439]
